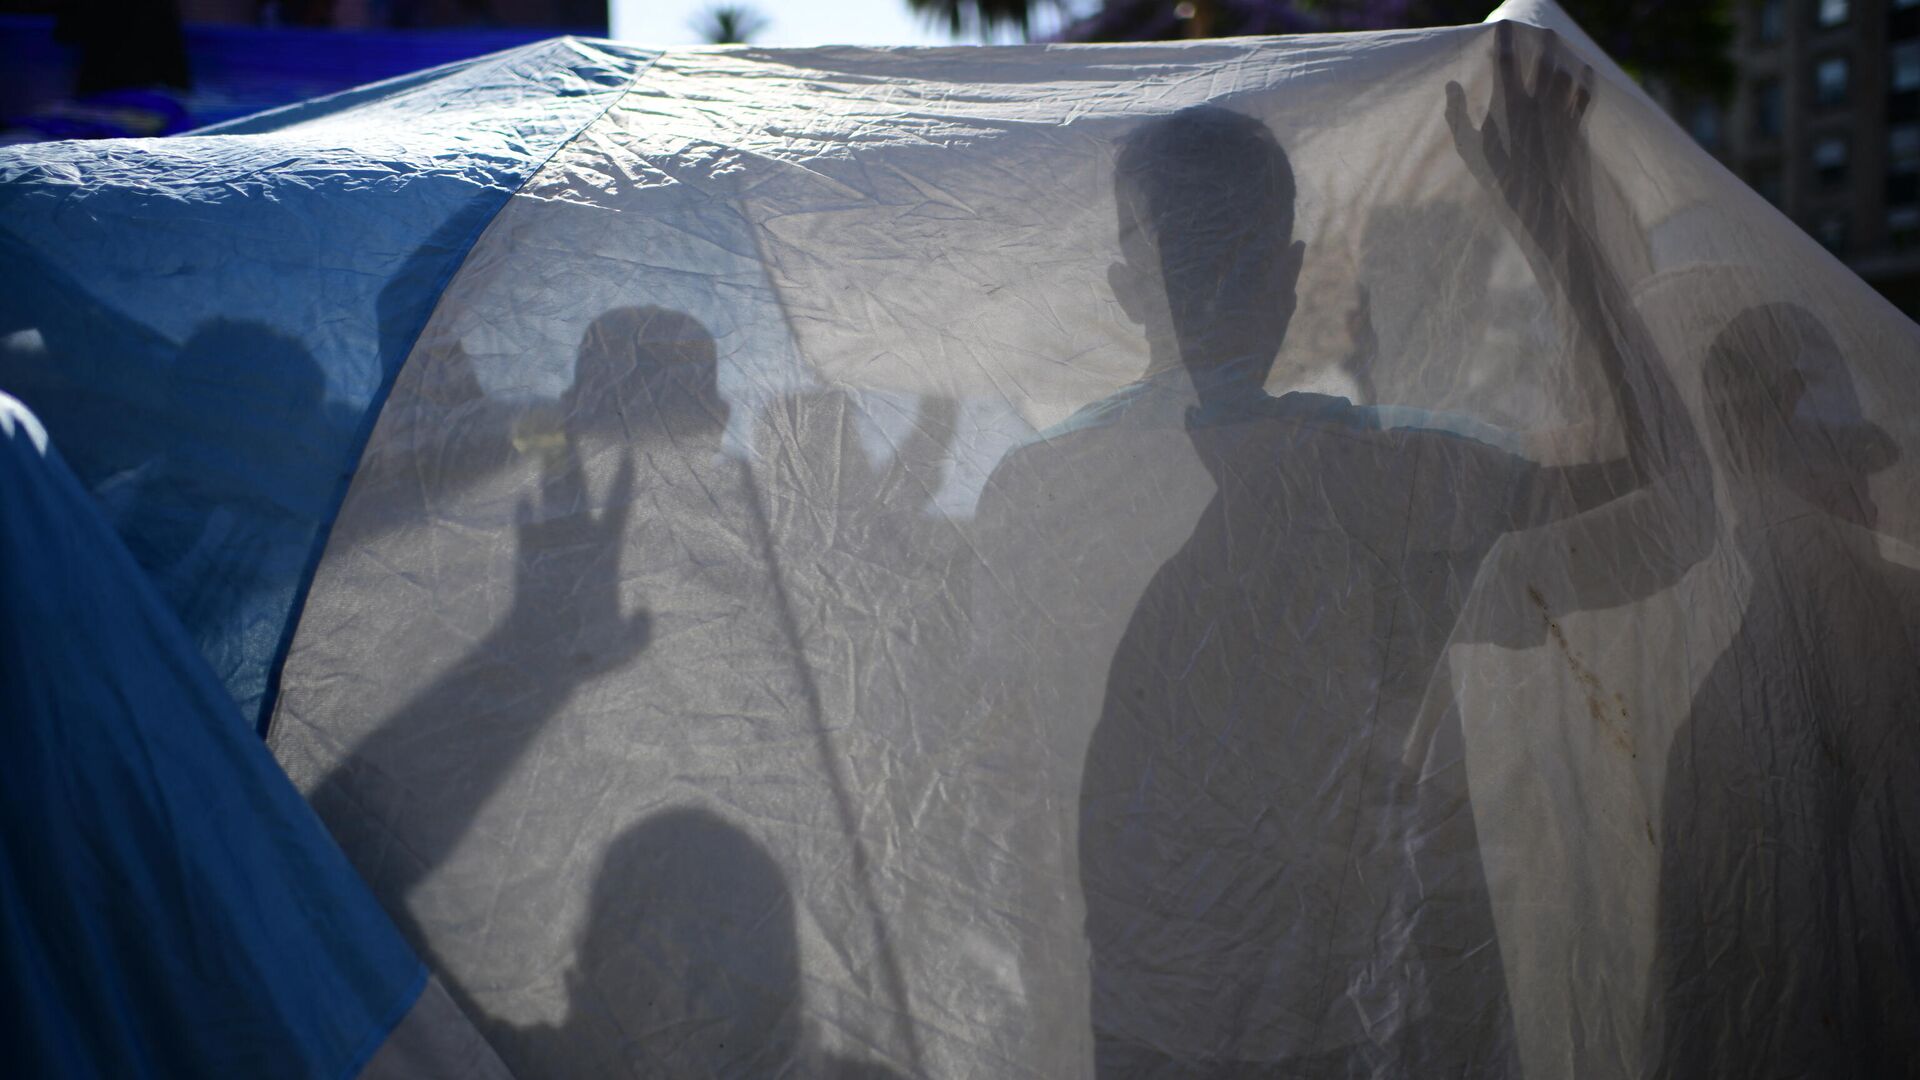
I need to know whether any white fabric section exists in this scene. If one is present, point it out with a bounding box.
[272,7,1920,1078]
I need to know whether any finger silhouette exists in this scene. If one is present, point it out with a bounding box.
[598,453,638,553]
[1493,20,1518,118]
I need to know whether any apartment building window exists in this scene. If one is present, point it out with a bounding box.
[1898,0,1920,41]
[1817,0,1848,27]
[1893,124,1920,171]
[1757,0,1785,42]
[1755,79,1784,136]
[1895,41,1920,94]
[1891,205,1920,249]
[1690,101,1723,149]
[1815,56,1850,107]
[1890,124,1920,202]
[1889,1,1920,43]
[1814,134,1849,187]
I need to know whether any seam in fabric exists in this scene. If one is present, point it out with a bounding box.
[257,40,663,741]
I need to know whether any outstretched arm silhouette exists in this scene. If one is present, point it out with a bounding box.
[311,439,649,935]
[1446,24,1707,531]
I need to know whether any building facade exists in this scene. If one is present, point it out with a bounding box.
[1705,0,1920,311]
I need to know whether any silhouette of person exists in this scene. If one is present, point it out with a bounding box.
[307,308,700,942]
[0,234,178,486]
[560,305,735,459]
[514,808,803,1077]
[87,318,362,717]
[753,389,967,725]
[757,391,958,565]
[1642,304,1920,1078]
[301,306,921,1078]
[506,807,906,1079]
[744,390,975,1074]
[1070,29,1711,1075]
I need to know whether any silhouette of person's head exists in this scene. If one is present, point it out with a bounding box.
[172,319,326,433]
[168,319,343,482]
[565,807,801,1075]
[563,306,727,445]
[1110,106,1305,402]
[1703,303,1898,531]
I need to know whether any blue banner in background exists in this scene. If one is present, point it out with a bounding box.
[1,15,600,139]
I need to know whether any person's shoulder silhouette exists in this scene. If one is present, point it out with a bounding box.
[1079,46,1710,1070]
[1645,302,1920,1078]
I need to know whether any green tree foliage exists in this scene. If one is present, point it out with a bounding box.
[907,0,1066,39]
[693,3,772,44]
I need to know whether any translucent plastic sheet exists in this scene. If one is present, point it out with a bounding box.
[10,1,1917,1076]
[255,6,1920,1075]
[0,38,652,728]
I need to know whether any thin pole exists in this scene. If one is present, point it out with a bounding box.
[736,457,928,1076]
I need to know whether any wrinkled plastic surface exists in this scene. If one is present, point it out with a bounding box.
[0,392,424,1079]
[0,38,652,730]
[11,2,1920,1076]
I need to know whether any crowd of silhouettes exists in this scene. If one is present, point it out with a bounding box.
[11,20,1913,1078]
[292,30,1915,1076]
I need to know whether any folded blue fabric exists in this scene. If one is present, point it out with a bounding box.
[0,392,423,1080]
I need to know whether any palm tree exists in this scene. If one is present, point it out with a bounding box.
[906,0,1067,40]
[692,3,772,45]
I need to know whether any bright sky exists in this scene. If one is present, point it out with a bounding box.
[608,0,1059,47]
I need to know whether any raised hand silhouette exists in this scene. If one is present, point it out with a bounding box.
[1445,22,1704,501]
[306,313,671,965]
[307,433,651,939]
[497,444,650,677]
[1339,283,1379,402]
[1446,23,1595,249]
